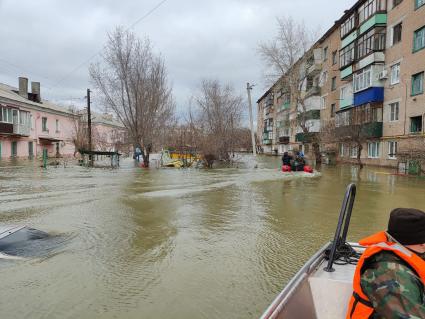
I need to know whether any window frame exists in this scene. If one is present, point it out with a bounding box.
[390,63,400,85]
[392,22,403,46]
[42,117,48,132]
[332,51,338,65]
[340,42,355,69]
[411,72,424,96]
[368,141,381,158]
[410,116,423,133]
[354,66,372,92]
[413,26,425,52]
[388,141,398,160]
[389,102,400,122]
[331,77,337,91]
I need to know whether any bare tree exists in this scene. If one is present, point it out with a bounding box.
[321,120,366,168]
[191,79,244,167]
[90,27,175,167]
[258,17,322,163]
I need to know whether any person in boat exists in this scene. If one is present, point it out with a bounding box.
[292,152,305,172]
[347,208,425,319]
[282,152,292,166]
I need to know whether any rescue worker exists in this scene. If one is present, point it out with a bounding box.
[282,152,292,166]
[346,208,425,319]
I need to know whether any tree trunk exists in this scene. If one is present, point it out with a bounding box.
[312,142,322,165]
[357,144,364,169]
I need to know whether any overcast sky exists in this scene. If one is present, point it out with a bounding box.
[0,0,355,120]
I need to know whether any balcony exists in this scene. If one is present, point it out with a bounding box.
[13,124,30,136]
[354,87,384,107]
[0,122,30,136]
[0,122,13,135]
[335,122,383,139]
[305,86,321,98]
[263,139,272,145]
[359,14,387,35]
[295,132,318,143]
[279,136,290,144]
[307,63,322,76]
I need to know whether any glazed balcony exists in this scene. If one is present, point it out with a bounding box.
[279,136,290,145]
[335,122,383,138]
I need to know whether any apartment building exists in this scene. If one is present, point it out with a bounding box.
[0,77,77,159]
[0,77,127,159]
[258,0,425,169]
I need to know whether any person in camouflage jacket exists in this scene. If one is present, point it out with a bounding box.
[359,208,425,319]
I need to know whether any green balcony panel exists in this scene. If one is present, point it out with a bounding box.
[341,30,358,49]
[359,14,387,35]
[341,66,353,79]
[361,122,383,138]
[263,139,272,145]
[340,97,354,109]
[295,132,318,143]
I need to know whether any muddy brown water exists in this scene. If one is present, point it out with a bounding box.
[1,156,424,319]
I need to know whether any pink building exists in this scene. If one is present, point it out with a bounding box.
[0,77,128,160]
[0,77,79,159]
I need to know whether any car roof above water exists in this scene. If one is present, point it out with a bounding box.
[0,226,26,241]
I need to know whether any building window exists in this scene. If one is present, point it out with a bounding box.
[410,116,423,133]
[331,77,337,91]
[350,145,358,158]
[331,104,336,118]
[368,141,380,158]
[356,27,386,60]
[0,107,13,123]
[56,119,60,133]
[388,141,398,159]
[323,47,328,61]
[320,96,327,110]
[412,72,424,96]
[389,102,400,122]
[340,86,348,100]
[416,0,425,9]
[393,0,403,7]
[392,23,402,45]
[42,117,48,132]
[332,51,338,65]
[340,42,355,68]
[341,14,356,38]
[390,63,400,85]
[340,144,345,157]
[413,26,425,52]
[354,66,372,92]
[358,0,387,25]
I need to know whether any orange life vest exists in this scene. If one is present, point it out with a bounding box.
[346,231,425,319]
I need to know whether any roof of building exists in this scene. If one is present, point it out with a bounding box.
[78,109,125,128]
[256,0,366,103]
[0,82,75,116]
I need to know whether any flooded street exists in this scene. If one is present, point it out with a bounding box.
[1,156,425,319]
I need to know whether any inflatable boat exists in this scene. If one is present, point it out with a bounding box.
[260,184,361,319]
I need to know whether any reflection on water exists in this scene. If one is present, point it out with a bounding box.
[0,156,425,318]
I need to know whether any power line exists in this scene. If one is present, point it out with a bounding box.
[0,57,55,89]
[51,0,170,89]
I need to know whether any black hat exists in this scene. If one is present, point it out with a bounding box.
[388,208,425,245]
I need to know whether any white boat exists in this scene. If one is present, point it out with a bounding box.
[261,184,362,319]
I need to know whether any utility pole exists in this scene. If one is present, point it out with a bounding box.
[246,83,257,156]
[87,88,93,167]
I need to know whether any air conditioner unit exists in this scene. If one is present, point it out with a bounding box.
[379,70,388,80]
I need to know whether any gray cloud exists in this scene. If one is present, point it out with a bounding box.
[0,0,356,119]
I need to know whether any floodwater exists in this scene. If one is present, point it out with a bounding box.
[1,156,424,319]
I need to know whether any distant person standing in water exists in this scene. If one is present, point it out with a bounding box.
[346,208,425,318]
